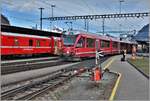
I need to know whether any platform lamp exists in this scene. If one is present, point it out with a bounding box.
[51,4,56,30]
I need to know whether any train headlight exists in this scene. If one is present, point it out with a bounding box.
[66,51,70,54]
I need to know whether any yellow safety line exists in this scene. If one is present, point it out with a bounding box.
[109,72,122,101]
[103,57,115,70]
[102,56,122,101]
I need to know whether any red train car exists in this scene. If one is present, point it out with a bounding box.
[1,32,53,56]
[53,37,63,55]
[61,31,135,61]
[1,25,63,57]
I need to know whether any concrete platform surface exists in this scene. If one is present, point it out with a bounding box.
[105,55,149,100]
[1,62,79,86]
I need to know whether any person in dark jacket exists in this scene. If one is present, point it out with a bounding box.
[122,49,126,61]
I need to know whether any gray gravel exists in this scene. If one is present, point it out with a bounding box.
[34,71,118,100]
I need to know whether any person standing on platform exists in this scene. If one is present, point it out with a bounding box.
[122,49,126,61]
[132,45,136,59]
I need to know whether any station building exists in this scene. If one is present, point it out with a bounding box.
[134,24,149,53]
[1,14,10,25]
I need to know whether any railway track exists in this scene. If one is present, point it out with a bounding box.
[1,56,110,100]
[1,57,58,66]
[2,56,110,75]
[1,67,86,100]
[1,59,70,75]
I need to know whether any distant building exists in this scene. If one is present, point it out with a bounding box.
[1,14,10,25]
[134,24,149,53]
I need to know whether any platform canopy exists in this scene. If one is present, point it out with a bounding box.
[1,24,62,37]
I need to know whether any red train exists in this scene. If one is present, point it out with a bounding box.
[1,25,63,58]
[61,31,136,61]
[1,25,136,60]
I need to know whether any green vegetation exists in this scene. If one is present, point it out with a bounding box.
[128,57,149,76]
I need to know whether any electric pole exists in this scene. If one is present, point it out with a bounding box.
[87,19,89,32]
[84,19,87,31]
[102,18,105,35]
[39,7,44,30]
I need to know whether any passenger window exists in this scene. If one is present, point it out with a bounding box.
[105,41,110,47]
[76,37,85,48]
[14,38,19,46]
[113,42,118,48]
[101,40,105,48]
[101,40,110,48]
[36,40,40,47]
[29,40,33,46]
[87,38,95,48]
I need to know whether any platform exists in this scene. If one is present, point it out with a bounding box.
[102,55,149,100]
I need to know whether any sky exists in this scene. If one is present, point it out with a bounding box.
[1,0,150,36]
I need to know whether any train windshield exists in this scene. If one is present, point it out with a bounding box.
[63,35,77,46]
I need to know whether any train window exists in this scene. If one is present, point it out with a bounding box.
[87,38,95,48]
[113,42,118,48]
[101,40,110,48]
[101,40,105,48]
[36,40,40,47]
[14,38,19,46]
[76,37,85,48]
[105,41,110,47]
[29,40,33,46]
[63,35,77,46]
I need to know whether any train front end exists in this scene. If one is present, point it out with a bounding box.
[61,34,79,61]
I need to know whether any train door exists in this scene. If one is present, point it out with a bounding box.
[84,37,95,57]
[74,36,86,57]
[53,37,62,55]
[54,39,58,55]
[55,38,62,55]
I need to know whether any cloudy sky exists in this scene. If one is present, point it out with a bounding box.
[1,0,150,36]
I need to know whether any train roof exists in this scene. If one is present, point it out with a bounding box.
[64,30,137,44]
[1,32,51,39]
[1,24,62,37]
[69,30,120,42]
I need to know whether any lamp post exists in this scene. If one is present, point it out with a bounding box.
[39,7,44,30]
[119,0,124,53]
[119,0,124,14]
[51,4,56,30]
[51,4,55,17]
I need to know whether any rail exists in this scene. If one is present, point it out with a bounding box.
[1,67,86,100]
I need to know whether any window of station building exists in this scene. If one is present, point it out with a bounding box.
[101,40,110,48]
[29,39,33,46]
[113,42,118,48]
[36,40,40,47]
[76,37,85,48]
[14,38,19,46]
[86,38,95,48]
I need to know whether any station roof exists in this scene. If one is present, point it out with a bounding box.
[1,14,10,25]
[1,24,62,37]
[134,24,149,42]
